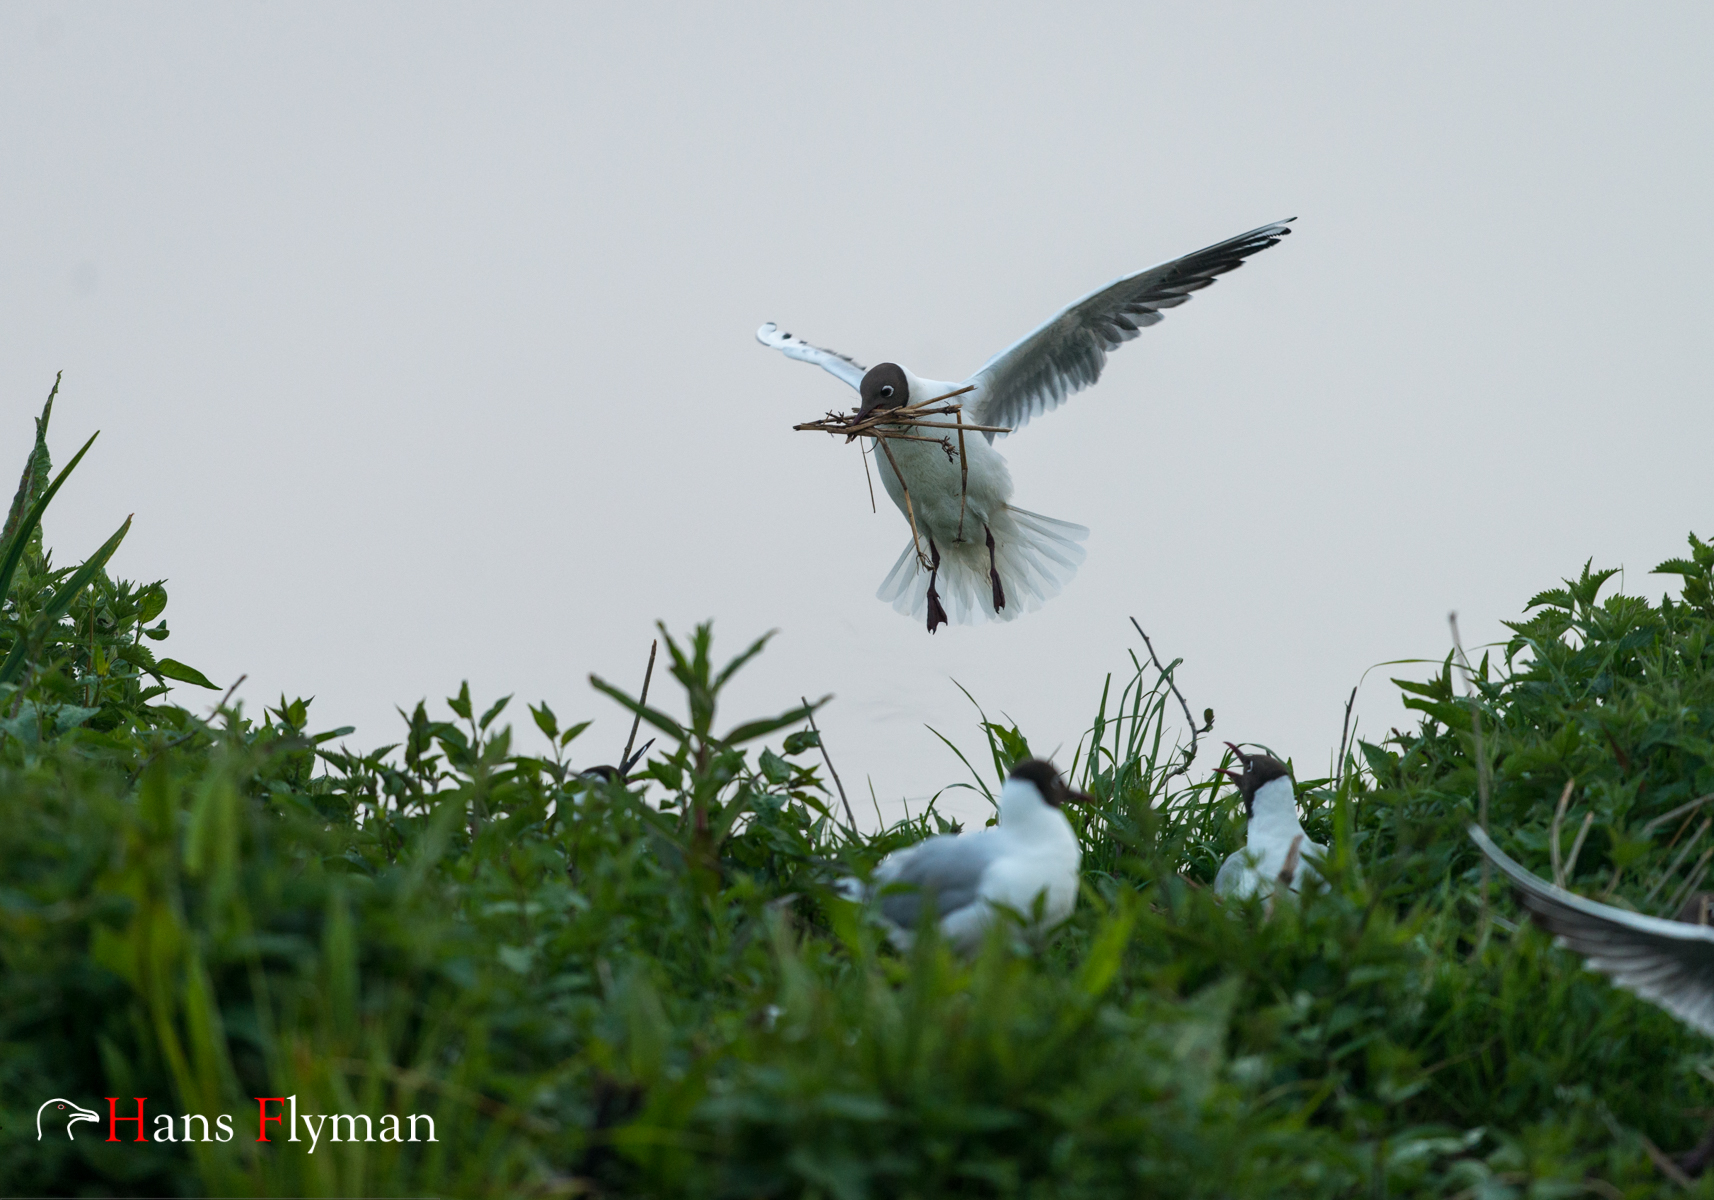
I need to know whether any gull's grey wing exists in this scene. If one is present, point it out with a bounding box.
[873,833,996,929]
[1470,825,1714,1038]
[756,322,867,390]
[967,219,1294,438]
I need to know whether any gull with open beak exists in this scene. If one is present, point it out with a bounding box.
[851,759,1088,953]
[760,219,1293,633]
[1214,743,1325,900]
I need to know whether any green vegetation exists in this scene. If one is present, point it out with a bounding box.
[8,380,1714,1197]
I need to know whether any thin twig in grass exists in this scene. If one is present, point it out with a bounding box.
[802,695,857,834]
[1449,613,1491,921]
[1563,810,1595,882]
[1335,684,1358,792]
[1550,778,1576,886]
[1642,817,1711,907]
[619,640,657,783]
[1642,793,1714,836]
[1129,618,1207,777]
[1666,847,1714,918]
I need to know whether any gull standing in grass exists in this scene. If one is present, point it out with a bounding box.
[1471,824,1714,1177]
[759,219,1294,633]
[854,759,1087,953]
[1214,744,1325,900]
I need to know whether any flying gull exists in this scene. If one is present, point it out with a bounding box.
[760,219,1293,632]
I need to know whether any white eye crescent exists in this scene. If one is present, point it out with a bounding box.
[880,385,894,397]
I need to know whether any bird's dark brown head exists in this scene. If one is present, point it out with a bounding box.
[1217,742,1292,818]
[858,362,909,416]
[1008,758,1091,808]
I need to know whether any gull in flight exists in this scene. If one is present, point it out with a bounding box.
[851,759,1087,953]
[1214,743,1325,900]
[760,219,1293,632]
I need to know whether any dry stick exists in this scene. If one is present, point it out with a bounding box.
[1129,617,1203,776]
[1335,684,1359,792]
[860,442,876,513]
[954,407,969,543]
[1642,792,1714,836]
[1550,778,1576,887]
[874,435,931,569]
[1563,810,1596,881]
[1449,613,1491,919]
[1641,816,1711,907]
[1665,846,1714,917]
[801,695,857,834]
[619,640,657,783]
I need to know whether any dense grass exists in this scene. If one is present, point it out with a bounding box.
[8,382,1714,1197]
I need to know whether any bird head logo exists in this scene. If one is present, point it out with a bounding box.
[37,1097,100,1140]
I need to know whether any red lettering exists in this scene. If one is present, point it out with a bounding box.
[106,1096,148,1142]
[255,1096,287,1143]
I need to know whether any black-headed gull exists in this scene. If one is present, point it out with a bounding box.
[760,219,1293,633]
[1214,743,1325,900]
[855,759,1086,953]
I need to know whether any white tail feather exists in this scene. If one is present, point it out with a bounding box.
[875,505,1087,625]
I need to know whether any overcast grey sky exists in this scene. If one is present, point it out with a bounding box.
[4,3,1711,823]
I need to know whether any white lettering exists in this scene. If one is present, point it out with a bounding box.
[216,1114,234,1142]
[379,1114,402,1142]
[153,1113,177,1141]
[301,1113,327,1153]
[181,1113,211,1143]
[408,1114,436,1142]
[288,1094,299,1142]
[330,1114,373,1142]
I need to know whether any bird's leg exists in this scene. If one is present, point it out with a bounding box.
[984,525,1006,613]
[925,537,949,634]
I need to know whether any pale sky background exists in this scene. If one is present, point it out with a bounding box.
[3,4,1710,825]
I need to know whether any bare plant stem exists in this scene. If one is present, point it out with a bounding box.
[1449,613,1491,921]
[1129,618,1202,777]
[1665,847,1714,917]
[875,435,930,569]
[955,408,969,543]
[1335,684,1359,793]
[1550,778,1575,886]
[619,640,657,783]
[1563,810,1595,882]
[1642,817,1710,907]
[802,695,857,833]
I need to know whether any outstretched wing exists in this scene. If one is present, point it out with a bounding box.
[1471,825,1714,1038]
[756,322,867,390]
[968,219,1294,437]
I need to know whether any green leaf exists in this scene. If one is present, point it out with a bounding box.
[559,720,592,748]
[782,729,821,755]
[136,582,168,624]
[156,658,219,689]
[530,701,559,741]
[479,693,512,731]
[0,429,99,607]
[758,748,792,784]
[448,681,473,720]
[0,514,131,685]
[590,673,689,744]
[722,696,828,747]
